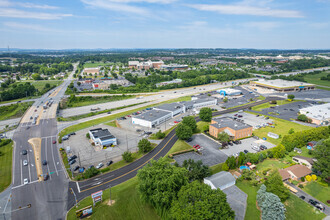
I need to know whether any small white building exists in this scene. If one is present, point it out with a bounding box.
[218,88,242,96]
[204,171,236,190]
[299,103,330,125]
[89,128,117,147]
[132,109,172,128]
[182,98,217,109]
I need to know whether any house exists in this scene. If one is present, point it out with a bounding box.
[294,148,302,154]
[209,117,253,140]
[204,172,247,220]
[89,128,117,147]
[279,165,312,181]
[292,156,316,169]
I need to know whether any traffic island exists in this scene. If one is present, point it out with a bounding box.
[28,138,43,181]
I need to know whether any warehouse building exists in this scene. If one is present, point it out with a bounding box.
[217,88,242,96]
[89,128,117,147]
[209,117,253,140]
[250,79,315,92]
[132,109,172,128]
[153,103,186,117]
[299,103,330,125]
[181,98,217,109]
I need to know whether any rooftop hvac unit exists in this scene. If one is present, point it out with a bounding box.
[150,113,153,116]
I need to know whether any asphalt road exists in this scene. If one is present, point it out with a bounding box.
[67,96,281,210]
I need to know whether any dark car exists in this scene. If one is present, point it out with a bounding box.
[186,137,193,142]
[22,150,27,155]
[69,132,76,136]
[144,131,152,135]
[88,165,94,169]
[265,117,269,119]
[300,196,305,200]
[107,111,111,114]
[290,109,294,111]
[43,174,49,181]
[256,115,260,117]
[73,166,80,171]
[69,159,76,165]
[228,142,233,146]
[68,155,77,162]
[259,145,266,150]
[244,150,249,154]
[42,160,47,165]
[238,115,243,118]
[107,160,113,166]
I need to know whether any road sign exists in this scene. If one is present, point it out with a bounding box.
[76,205,92,218]
[91,190,103,206]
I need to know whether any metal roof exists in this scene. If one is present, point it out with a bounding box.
[204,171,236,189]
[210,117,252,130]
[154,103,185,112]
[132,109,171,122]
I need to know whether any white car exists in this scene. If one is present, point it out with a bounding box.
[23,178,29,185]
[96,163,104,169]
[23,160,28,166]
[252,146,260,152]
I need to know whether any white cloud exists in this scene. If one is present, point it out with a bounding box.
[3,21,58,32]
[244,21,280,30]
[188,3,303,18]
[103,0,176,3]
[0,8,72,19]
[0,0,59,9]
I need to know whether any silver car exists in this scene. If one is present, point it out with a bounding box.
[23,160,28,166]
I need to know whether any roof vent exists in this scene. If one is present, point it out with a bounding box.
[150,113,153,116]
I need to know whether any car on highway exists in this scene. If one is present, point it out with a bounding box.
[23,160,28,166]
[22,150,28,155]
[24,178,29,185]
[73,166,80,171]
[69,159,76,165]
[52,140,56,144]
[107,160,113,166]
[42,160,47,165]
[43,174,49,181]
[96,163,104,169]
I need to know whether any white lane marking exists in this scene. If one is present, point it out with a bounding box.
[45,138,52,180]
[13,146,16,184]
[20,159,23,186]
[27,153,32,182]
[51,136,59,176]
[91,182,102,186]
[76,182,81,193]
[41,135,56,140]
[12,180,39,190]
[3,193,11,214]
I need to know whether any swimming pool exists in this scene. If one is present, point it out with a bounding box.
[240,165,250,170]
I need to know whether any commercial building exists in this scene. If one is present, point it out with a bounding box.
[132,109,172,128]
[299,103,330,125]
[160,64,188,71]
[128,60,164,70]
[209,117,253,140]
[218,88,242,96]
[153,103,185,117]
[250,79,315,92]
[83,67,100,75]
[279,164,312,181]
[89,128,117,147]
[156,79,182,87]
[181,98,217,109]
[204,172,247,220]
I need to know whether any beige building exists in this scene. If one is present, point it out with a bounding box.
[83,67,100,75]
[250,79,315,92]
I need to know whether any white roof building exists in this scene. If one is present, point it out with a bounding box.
[250,79,315,92]
[299,103,330,125]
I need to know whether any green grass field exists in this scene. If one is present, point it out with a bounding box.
[67,177,159,220]
[304,71,330,87]
[210,163,224,174]
[303,181,330,205]
[196,121,210,133]
[0,102,33,121]
[105,121,117,127]
[236,180,261,220]
[256,159,288,171]
[0,141,13,192]
[63,95,135,108]
[17,80,63,91]
[248,112,311,145]
[285,194,326,220]
[251,100,297,111]
[166,140,192,157]
[83,62,109,68]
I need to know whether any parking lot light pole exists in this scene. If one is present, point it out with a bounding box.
[109,185,112,205]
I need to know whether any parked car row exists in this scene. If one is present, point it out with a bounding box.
[62,132,76,141]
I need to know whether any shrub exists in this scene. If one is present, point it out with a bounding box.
[83,167,100,179]
[86,133,90,139]
[312,174,317,181]
[299,184,304,188]
[222,163,229,171]
[122,151,133,162]
[138,138,152,153]
[306,175,312,181]
[155,130,165,139]
[301,176,305,182]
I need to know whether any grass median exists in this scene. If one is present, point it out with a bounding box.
[0,140,13,192]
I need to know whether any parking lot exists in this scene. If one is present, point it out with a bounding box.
[221,137,276,156]
[62,124,152,169]
[173,134,228,166]
[218,112,274,129]
[268,89,330,102]
[220,86,260,108]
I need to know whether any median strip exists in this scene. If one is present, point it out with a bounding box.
[28,138,43,181]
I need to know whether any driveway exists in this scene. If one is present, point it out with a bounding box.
[173,134,228,166]
[286,181,330,216]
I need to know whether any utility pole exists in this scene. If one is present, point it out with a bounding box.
[109,185,112,205]
[78,152,81,167]
[70,188,78,208]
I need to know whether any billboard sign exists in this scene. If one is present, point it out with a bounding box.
[76,206,92,218]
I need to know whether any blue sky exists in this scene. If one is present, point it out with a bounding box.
[0,0,329,49]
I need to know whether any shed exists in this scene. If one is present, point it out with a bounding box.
[204,171,236,190]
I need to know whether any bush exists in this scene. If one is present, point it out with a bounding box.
[301,176,305,182]
[122,151,133,162]
[312,174,317,181]
[138,138,152,153]
[299,184,304,188]
[86,133,90,139]
[202,124,209,132]
[155,130,165,139]
[222,163,229,171]
[270,100,277,104]
[83,167,100,179]
[0,139,11,147]
[306,175,312,181]
[297,114,309,122]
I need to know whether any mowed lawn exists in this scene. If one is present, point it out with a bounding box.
[0,141,13,192]
[256,159,288,171]
[83,62,109,68]
[304,71,330,87]
[248,112,311,145]
[166,140,192,157]
[251,100,297,111]
[67,177,160,220]
[17,80,63,91]
[303,181,330,205]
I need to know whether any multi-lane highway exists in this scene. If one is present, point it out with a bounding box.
[66,96,280,209]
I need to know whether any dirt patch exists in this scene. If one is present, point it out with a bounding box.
[106,200,116,206]
[28,138,43,181]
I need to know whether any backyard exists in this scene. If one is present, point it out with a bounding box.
[0,141,13,192]
[67,177,159,220]
[302,181,330,205]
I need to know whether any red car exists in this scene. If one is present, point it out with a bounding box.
[174,121,179,123]
[126,115,131,117]
[193,145,201,149]
[52,140,56,144]
[234,114,238,116]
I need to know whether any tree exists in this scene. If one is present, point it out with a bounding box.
[288,94,295,100]
[137,158,189,212]
[218,132,231,142]
[155,130,165,139]
[223,97,228,103]
[265,170,289,201]
[182,116,197,132]
[77,82,81,86]
[312,138,330,180]
[257,184,286,220]
[199,107,212,122]
[122,151,133,162]
[138,138,152,153]
[272,144,286,159]
[225,156,237,169]
[297,114,309,122]
[288,128,295,134]
[222,163,229,171]
[45,83,50,88]
[31,73,42,80]
[175,124,193,140]
[16,75,20,81]
[170,181,235,220]
[181,159,211,182]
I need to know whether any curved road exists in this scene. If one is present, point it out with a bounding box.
[67,96,281,209]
